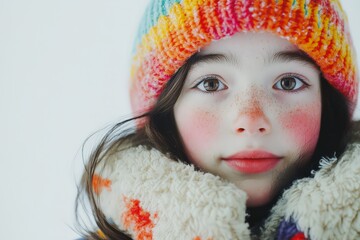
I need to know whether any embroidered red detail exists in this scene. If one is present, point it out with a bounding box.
[123,198,156,240]
[193,237,213,240]
[291,232,307,240]
[92,174,112,195]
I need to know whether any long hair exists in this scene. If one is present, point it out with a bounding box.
[308,74,351,172]
[75,56,195,240]
[75,54,351,239]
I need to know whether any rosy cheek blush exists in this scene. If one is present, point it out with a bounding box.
[280,103,321,154]
[178,109,220,151]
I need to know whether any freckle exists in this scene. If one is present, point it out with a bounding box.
[198,111,217,132]
[234,87,271,117]
[186,109,219,138]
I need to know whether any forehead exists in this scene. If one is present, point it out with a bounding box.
[201,32,297,55]
[194,32,318,70]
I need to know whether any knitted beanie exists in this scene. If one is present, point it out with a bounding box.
[129,0,358,115]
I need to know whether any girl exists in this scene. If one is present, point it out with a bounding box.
[76,0,360,239]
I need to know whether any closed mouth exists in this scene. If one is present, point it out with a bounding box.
[222,150,282,174]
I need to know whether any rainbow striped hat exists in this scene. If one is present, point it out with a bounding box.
[130,0,358,114]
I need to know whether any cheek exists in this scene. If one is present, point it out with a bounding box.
[176,109,220,155]
[280,103,321,155]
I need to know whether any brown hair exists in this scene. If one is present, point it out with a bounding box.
[75,56,194,239]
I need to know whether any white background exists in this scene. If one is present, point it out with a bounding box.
[1,0,359,239]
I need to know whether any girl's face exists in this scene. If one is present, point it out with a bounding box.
[174,32,322,207]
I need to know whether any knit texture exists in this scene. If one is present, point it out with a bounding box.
[129,0,358,115]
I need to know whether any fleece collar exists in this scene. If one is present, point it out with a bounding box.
[262,121,360,240]
[94,122,360,240]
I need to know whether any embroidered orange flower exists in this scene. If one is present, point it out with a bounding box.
[193,237,213,240]
[92,174,111,195]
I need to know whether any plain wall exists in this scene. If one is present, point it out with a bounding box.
[1,0,359,239]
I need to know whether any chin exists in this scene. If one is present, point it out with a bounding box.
[236,180,278,207]
[246,194,274,207]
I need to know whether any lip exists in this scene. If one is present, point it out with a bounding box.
[222,150,282,174]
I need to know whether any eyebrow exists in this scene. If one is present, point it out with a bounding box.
[189,53,239,68]
[270,50,318,68]
[188,50,319,70]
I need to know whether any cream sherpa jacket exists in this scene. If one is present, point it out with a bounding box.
[94,122,360,240]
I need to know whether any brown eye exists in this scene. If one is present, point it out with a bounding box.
[203,78,220,91]
[196,76,227,92]
[274,75,308,91]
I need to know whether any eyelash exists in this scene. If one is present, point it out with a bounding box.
[273,73,310,92]
[192,75,227,93]
[192,73,310,93]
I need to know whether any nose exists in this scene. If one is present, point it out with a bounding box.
[234,104,271,135]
